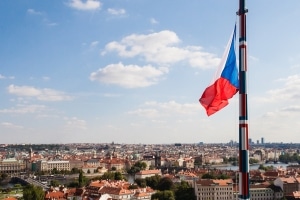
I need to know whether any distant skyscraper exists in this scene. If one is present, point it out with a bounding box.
[249,138,252,144]
[261,137,264,144]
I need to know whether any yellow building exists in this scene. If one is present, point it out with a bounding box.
[195,179,234,200]
[0,158,26,174]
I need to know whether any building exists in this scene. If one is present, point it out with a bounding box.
[274,176,298,196]
[183,158,195,169]
[83,180,154,200]
[135,169,162,179]
[69,160,84,170]
[249,183,283,200]
[100,158,126,171]
[36,160,70,172]
[194,179,234,200]
[85,158,100,167]
[0,158,26,174]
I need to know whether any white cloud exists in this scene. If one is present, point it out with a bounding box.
[145,101,200,115]
[0,104,47,114]
[252,74,300,104]
[47,22,58,26]
[252,104,300,140]
[68,0,101,10]
[150,18,159,24]
[7,85,73,101]
[291,64,300,69]
[262,105,300,119]
[128,101,200,118]
[90,41,99,47]
[90,62,168,88]
[0,74,14,79]
[102,30,220,69]
[107,8,126,15]
[267,74,300,102]
[64,117,87,130]
[249,55,259,62]
[27,9,42,15]
[1,122,23,129]
[128,108,160,118]
[103,93,121,97]
[43,76,50,81]
[27,9,57,27]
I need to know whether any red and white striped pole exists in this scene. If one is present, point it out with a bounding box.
[237,0,249,199]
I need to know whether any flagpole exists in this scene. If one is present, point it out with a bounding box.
[237,0,249,199]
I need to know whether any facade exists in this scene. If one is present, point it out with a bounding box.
[249,184,283,200]
[81,165,97,174]
[274,176,299,196]
[183,158,195,169]
[100,158,126,171]
[195,179,234,200]
[99,186,134,199]
[83,180,154,200]
[69,160,84,170]
[0,158,26,174]
[36,160,70,172]
[85,158,100,167]
[135,169,162,179]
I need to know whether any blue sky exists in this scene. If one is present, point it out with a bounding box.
[1,0,300,144]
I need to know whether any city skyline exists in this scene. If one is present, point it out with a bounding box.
[1,1,300,144]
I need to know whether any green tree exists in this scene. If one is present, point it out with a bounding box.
[114,172,123,180]
[292,153,300,163]
[68,181,79,188]
[145,175,161,190]
[279,153,300,164]
[34,170,45,176]
[151,190,175,200]
[0,173,8,181]
[101,172,115,180]
[23,184,44,200]
[223,157,229,164]
[174,181,196,200]
[258,164,274,171]
[149,165,155,170]
[71,168,81,174]
[157,177,174,191]
[135,178,147,188]
[135,161,147,170]
[128,161,147,174]
[50,180,60,187]
[100,171,124,181]
[217,174,230,179]
[249,158,259,164]
[78,170,87,187]
[128,166,141,174]
[228,157,238,162]
[52,167,59,174]
[128,184,139,189]
[111,166,117,171]
[201,173,215,179]
[13,184,22,189]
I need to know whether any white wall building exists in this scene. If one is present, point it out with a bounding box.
[195,179,234,200]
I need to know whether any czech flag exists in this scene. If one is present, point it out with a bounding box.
[199,25,239,116]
